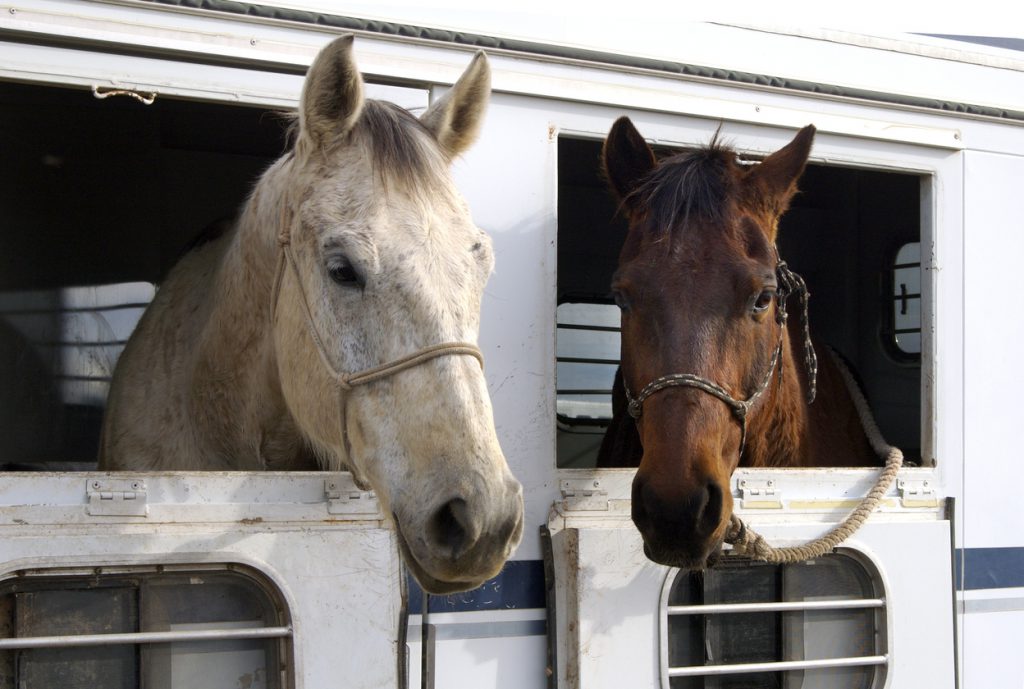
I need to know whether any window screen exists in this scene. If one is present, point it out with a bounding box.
[661,554,886,689]
[0,565,292,689]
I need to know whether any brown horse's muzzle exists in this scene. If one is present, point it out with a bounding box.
[631,467,732,569]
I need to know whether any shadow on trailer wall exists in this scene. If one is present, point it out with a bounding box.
[0,82,289,470]
[555,135,923,468]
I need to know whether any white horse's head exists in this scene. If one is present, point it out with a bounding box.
[271,36,522,593]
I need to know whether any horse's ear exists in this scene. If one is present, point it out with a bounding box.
[602,117,656,204]
[299,35,364,150]
[421,52,491,159]
[746,125,816,212]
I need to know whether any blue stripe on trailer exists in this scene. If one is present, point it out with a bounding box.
[406,548,1024,610]
[408,559,546,613]
[956,547,1024,590]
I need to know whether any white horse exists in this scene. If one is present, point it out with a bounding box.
[100,36,523,594]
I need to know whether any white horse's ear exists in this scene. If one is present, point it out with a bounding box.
[300,35,364,149]
[421,52,491,158]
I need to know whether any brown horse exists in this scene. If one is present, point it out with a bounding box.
[596,118,876,569]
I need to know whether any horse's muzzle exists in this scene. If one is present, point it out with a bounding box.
[393,476,524,594]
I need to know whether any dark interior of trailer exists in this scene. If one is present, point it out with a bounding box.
[0,79,926,471]
[556,135,924,468]
[0,81,288,469]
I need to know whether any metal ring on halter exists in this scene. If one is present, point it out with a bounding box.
[623,254,816,459]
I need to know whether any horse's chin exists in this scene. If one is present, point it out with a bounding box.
[392,518,488,595]
[642,539,724,571]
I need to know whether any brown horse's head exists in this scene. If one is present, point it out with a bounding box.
[602,119,815,568]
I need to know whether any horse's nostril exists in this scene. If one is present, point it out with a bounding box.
[429,498,471,560]
[699,481,723,535]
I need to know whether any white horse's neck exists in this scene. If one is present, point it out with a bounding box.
[191,157,315,469]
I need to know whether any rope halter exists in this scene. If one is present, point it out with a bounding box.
[623,254,817,459]
[271,206,484,393]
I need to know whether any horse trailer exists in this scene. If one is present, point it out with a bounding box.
[1,3,1022,688]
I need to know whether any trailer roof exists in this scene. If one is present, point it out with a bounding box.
[143,1,1024,122]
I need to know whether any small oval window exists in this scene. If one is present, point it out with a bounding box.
[889,242,922,358]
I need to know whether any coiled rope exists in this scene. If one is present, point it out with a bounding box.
[723,349,904,562]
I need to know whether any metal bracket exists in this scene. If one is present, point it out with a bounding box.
[87,479,148,517]
[739,478,782,509]
[897,478,938,508]
[560,478,609,511]
[325,479,381,516]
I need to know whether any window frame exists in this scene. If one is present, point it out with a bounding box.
[0,562,295,689]
[657,549,891,689]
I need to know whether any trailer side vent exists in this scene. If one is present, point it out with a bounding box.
[0,564,293,689]
[660,553,887,689]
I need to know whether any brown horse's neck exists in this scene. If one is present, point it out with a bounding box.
[741,329,811,468]
[742,331,877,468]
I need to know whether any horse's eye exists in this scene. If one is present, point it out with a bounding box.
[327,258,361,287]
[752,289,775,313]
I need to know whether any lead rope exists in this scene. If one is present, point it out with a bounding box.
[723,348,904,562]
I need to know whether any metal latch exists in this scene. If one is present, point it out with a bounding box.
[87,479,148,517]
[897,478,938,508]
[739,478,782,509]
[560,478,609,511]
[325,479,381,516]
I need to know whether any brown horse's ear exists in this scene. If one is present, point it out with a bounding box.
[421,52,491,159]
[603,117,656,204]
[299,35,364,150]
[746,125,816,215]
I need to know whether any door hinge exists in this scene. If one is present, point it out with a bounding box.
[739,478,783,509]
[897,478,938,508]
[325,479,381,516]
[560,478,609,511]
[87,479,148,517]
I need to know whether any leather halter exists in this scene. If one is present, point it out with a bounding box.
[623,257,817,458]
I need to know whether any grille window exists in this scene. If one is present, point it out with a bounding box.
[0,565,292,689]
[660,554,887,688]
[555,300,620,426]
[0,282,154,470]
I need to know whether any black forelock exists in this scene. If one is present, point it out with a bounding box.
[626,138,737,235]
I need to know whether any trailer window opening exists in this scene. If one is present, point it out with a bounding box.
[555,134,928,467]
[0,564,293,689]
[660,553,887,689]
[0,80,288,471]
